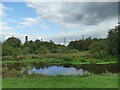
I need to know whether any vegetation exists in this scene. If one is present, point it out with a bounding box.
[2,74,118,88]
[1,25,119,88]
[2,25,119,61]
[2,55,117,65]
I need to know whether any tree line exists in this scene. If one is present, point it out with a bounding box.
[1,25,119,58]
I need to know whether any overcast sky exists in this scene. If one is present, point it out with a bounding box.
[0,2,118,44]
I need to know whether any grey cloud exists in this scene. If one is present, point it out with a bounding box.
[27,2,118,27]
[62,2,118,25]
[25,2,118,44]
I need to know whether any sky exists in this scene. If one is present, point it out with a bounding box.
[0,1,118,45]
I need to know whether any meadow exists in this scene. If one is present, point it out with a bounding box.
[1,25,119,88]
[2,74,118,88]
[2,52,118,88]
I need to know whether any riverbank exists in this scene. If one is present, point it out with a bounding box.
[2,57,118,65]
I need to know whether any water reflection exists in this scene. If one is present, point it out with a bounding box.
[3,63,118,76]
[28,66,89,76]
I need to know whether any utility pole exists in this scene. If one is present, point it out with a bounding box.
[64,37,66,46]
[41,38,43,42]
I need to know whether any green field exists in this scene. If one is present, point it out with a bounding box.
[2,74,118,88]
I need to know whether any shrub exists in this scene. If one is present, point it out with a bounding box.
[90,59,98,64]
[69,49,79,53]
[34,48,50,54]
[84,54,92,59]
[91,51,107,59]
[31,55,37,59]
[62,56,73,62]
[16,55,27,60]
[2,67,9,75]
[2,68,21,78]
[50,49,60,53]
[81,59,87,62]
[0,57,2,60]
[2,56,14,60]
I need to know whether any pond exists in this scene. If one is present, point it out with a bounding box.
[20,64,118,76]
[27,66,88,76]
[3,63,118,76]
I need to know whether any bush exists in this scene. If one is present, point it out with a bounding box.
[81,59,87,62]
[2,56,14,60]
[62,56,73,62]
[90,60,98,64]
[91,50,107,59]
[50,49,60,53]
[16,55,27,60]
[69,49,79,53]
[34,48,50,54]
[89,40,108,59]
[3,68,21,78]
[31,54,39,59]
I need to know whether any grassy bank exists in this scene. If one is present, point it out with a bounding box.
[2,51,118,65]
[2,57,118,65]
[2,74,118,88]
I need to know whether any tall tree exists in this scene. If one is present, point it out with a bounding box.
[4,36,21,48]
[117,25,120,58]
[107,26,118,56]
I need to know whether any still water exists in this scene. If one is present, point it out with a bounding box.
[28,66,88,76]
[4,63,117,76]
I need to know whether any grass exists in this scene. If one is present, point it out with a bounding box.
[2,52,119,88]
[2,55,118,64]
[2,74,118,88]
[2,58,118,66]
[0,78,1,89]
[2,52,118,65]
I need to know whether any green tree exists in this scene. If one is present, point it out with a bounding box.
[4,36,21,48]
[118,25,120,58]
[0,41,2,56]
[2,43,20,56]
[68,37,93,51]
[2,37,22,56]
[107,26,118,56]
[89,40,107,58]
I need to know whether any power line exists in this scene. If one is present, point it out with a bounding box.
[62,2,67,46]
[64,37,66,46]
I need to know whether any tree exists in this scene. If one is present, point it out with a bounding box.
[68,37,93,51]
[4,36,21,48]
[89,40,107,58]
[107,26,118,56]
[118,25,120,58]
[2,43,20,56]
[0,41,2,56]
[2,37,22,56]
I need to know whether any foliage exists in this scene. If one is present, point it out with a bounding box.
[89,40,107,59]
[16,55,27,60]
[1,25,119,60]
[68,37,93,51]
[4,36,21,48]
[2,56,14,60]
[107,26,119,56]
[2,67,22,78]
